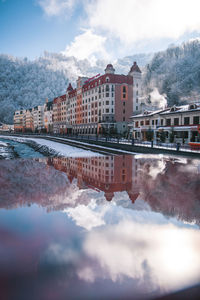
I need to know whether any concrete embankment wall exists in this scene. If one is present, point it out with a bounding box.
[1,133,200,158]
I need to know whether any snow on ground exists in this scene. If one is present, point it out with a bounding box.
[0,136,102,157]
[0,141,8,147]
[0,140,15,159]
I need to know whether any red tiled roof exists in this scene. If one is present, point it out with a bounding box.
[53,94,66,104]
[82,73,133,91]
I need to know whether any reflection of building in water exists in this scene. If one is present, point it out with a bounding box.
[1,156,200,224]
[48,155,139,202]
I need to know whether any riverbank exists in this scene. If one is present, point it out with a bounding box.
[0,135,103,158]
[0,140,18,159]
[1,133,200,158]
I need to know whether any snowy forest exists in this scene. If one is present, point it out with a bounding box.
[143,39,200,106]
[1,38,200,124]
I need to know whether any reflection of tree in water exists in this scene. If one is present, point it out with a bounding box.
[138,158,200,225]
[0,159,77,211]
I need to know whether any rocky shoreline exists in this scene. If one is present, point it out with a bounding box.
[0,141,19,159]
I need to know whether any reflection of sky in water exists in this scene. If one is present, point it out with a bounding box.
[0,155,200,299]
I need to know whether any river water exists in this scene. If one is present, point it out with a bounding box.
[0,137,44,159]
[0,141,200,299]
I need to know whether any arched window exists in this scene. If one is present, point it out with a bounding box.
[189,104,197,110]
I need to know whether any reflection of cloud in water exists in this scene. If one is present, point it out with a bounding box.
[81,216,200,293]
[62,195,200,292]
[64,199,108,231]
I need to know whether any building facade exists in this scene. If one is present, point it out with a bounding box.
[24,108,34,132]
[131,103,200,143]
[33,105,44,132]
[14,109,26,132]
[66,62,142,135]
[13,62,142,135]
[44,99,53,133]
[53,94,66,134]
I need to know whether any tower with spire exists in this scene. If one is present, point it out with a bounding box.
[128,62,142,114]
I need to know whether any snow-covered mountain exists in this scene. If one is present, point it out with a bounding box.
[1,38,200,124]
[0,52,152,124]
[143,39,200,106]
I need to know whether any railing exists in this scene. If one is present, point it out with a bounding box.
[1,131,200,153]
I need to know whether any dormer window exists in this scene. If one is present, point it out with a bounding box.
[144,110,149,115]
[189,104,197,110]
[170,105,177,112]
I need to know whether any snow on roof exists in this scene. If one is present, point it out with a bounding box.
[130,108,168,118]
[160,103,200,115]
[131,103,200,119]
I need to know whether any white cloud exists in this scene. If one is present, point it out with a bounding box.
[62,29,110,64]
[38,0,77,17]
[39,0,200,61]
[85,0,200,45]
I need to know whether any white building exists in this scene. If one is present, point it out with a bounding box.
[130,103,200,144]
[33,105,44,132]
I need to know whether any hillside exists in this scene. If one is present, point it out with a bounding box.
[0,52,152,124]
[143,39,200,106]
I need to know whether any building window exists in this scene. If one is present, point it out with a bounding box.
[106,85,109,91]
[123,102,125,106]
[136,106,138,110]
[184,117,190,125]
[106,108,109,113]
[106,101,109,105]
[106,93,109,97]
[123,109,125,114]
[152,120,154,125]
[140,121,144,126]
[193,116,199,125]
[122,86,127,99]
[161,119,163,126]
[136,98,138,103]
[123,117,125,121]
[166,119,171,126]
[174,118,179,125]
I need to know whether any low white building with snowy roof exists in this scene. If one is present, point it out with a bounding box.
[130,103,200,144]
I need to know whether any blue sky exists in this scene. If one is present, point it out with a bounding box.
[1,0,200,61]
